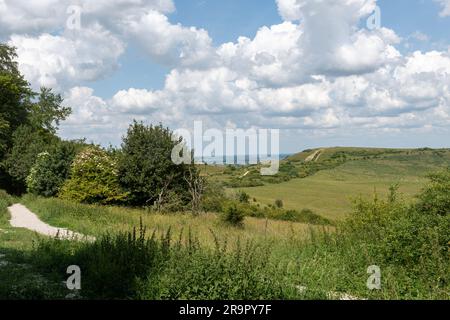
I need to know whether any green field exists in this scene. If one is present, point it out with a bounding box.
[227,148,450,220]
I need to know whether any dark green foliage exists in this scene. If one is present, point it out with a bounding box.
[0,44,31,162]
[0,189,13,216]
[0,43,32,192]
[201,181,228,213]
[277,208,332,225]
[60,146,128,205]
[3,126,59,194]
[275,199,283,208]
[27,88,71,134]
[416,167,450,216]
[237,190,250,203]
[141,237,292,300]
[29,226,296,300]
[0,44,71,193]
[344,178,449,270]
[118,121,192,206]
[220,203,245,227]
[246,205,332,225]
[226,178,264,188]
[26,141,81,197]
[28,223,166,299]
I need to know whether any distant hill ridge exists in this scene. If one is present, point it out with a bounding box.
[286,147,450,163]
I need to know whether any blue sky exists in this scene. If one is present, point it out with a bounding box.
[90,0,450,98]
[2,0,450,153]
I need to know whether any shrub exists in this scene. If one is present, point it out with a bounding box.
[237,190,250,203]
[3,125,59,193]
[201,182,227,213]
[118,121,193,207]
[416,167,450,216]
[26,141,79,197]
[59,146,128,205]
[221,203,245,227]
[344,184,449,269]
[152,190,186,213]
[275,199,283,208]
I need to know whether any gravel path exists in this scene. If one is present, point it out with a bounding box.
[8,204,95,241]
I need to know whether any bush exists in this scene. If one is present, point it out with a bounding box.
[118,121,193,207]
[220,203,245,227]
[275,199,283,208]
[3,125,59,194]
[416,167,450,216]
[237,191,250,203]
[343,182,449,269]
[201,182,227,213]
[230,201,332,226]
[59,146,128,205]
[26,141,79,197]
[152,190,186,213]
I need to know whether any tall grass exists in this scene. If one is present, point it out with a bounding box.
[0,189,14,222]
[29,224,300,300]
[26,186,449,300]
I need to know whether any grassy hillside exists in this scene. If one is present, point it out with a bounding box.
[1,180,447,300]
[0,148,448,300]
[205,148,450,220]
[20,196,325,248]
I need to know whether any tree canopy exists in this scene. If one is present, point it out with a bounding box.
[118,121,194,207]
[0,43,71,193]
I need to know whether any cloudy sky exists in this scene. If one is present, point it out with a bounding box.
[1,0,450,153]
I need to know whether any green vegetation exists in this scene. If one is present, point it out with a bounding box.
[26,140,80,197]
[220,203,245,227]
[0,42,449,300]
[0,190,71,299]
[0,44,71,194]
[416,169,450,216]
[236,148,450,220]
[118,121,195,209]
[1,169,448,299]
[60,146,128,205]
[19,195,316,244]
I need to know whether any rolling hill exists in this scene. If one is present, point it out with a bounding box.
[205,147,450,220]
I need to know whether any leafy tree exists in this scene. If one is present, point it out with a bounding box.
[0,43,71,193]
[3,125,59,194]
[26,141,80,197]
[28,87,71,134]
[60,146,128,204]
[118,121,194,207]
[0,44,32,161]
[0,44,20,74]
